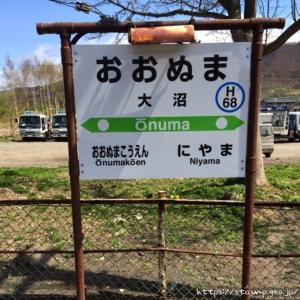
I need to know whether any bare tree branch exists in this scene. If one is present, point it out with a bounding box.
[49,1,300,57]
[106,0,228,19]
[264,18,300,55]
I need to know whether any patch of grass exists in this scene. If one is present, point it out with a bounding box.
[0,164,299,254]
[262,164,300,201]
[281,236,299,253]
[0,164,299,202]
[1,169,20,176]
[27,192,38,199]
[151,205,246,247]
[81,177,246,200]
[182,265,198,277]
[52,193,69,200]
[0,136,17,142]
[32,205,49,213]
[253,219,270,241]
[0,177,13,188]
[46,226,67,250]
[0,166,69,198]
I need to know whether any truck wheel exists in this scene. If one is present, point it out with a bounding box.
[265,153,271,158]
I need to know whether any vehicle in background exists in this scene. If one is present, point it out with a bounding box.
[259,112,273,124]
[51,110,68,140]
[18,111,50,141]
[272,109,289,138]
[260,107,300,141]
[260,123,274,158]
[288,112,300,141]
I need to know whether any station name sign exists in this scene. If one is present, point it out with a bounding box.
[72,43,251,180]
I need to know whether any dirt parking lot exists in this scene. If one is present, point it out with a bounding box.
[0,140,299,167]
[264,141,300,165]
[0,141,68,167]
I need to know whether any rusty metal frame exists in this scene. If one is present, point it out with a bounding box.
[242,24,264,299]
[60,30,85,300]
[35,18,285,300]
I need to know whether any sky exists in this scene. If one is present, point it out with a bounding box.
[0,0,299,88]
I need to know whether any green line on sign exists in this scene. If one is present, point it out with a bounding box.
[81,116,244,133]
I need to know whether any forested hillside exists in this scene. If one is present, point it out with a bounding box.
[0,57,64,131]
[262,43,300,98]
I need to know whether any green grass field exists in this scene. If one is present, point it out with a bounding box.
[0,164,299,290]
[0,164,299,201]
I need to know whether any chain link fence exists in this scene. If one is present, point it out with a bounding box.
[0,200,299,299]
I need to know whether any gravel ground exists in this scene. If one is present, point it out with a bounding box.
[263,140,300,165]
[0,141,68,167]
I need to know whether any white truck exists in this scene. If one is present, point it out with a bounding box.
[18,111,50,141]
[259,112,273,124]
[260,110,300,141]
[51,110,68,140]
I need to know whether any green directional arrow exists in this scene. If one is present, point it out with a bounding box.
[81,115,244,133]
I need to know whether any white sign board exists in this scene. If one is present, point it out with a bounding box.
[72,43,251,180]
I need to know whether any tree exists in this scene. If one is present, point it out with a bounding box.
[20,59,36,110]
[3,56,20,134]
[2,56,64,130]
[0,91,16,135]
[49,0,300,185]
[31,57,63,115]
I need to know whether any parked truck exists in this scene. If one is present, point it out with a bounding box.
[51,110,68,140]
[260,107,300,141]
[18,111,50,141]
[259,112,273,124]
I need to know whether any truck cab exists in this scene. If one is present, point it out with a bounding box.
[19,111,49,141]
[260,123,274,158]
[51,110,68,140]
[259,112,273,124]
